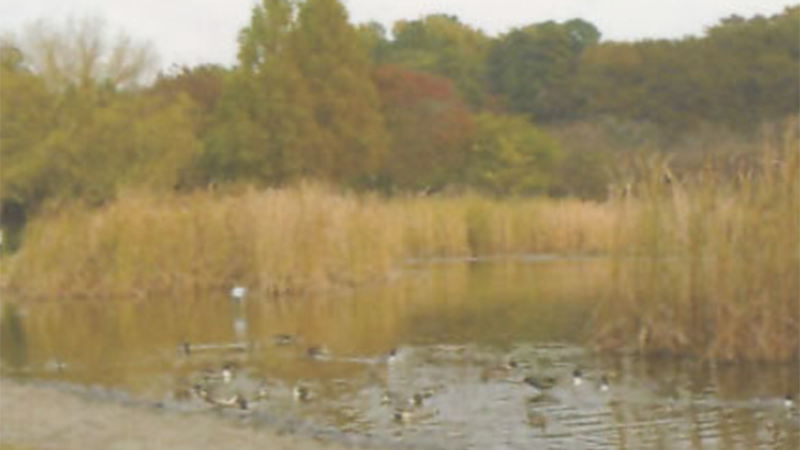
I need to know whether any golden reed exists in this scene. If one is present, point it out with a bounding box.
[4,184,616,300]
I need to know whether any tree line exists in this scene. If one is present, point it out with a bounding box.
[1,1,797,235]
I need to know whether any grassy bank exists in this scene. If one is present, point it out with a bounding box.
[596,142,799,362]
[3,185,616,300]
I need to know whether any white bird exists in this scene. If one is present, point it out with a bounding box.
[230,286,247,301]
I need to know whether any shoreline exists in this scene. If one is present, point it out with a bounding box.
[0,379,376,450]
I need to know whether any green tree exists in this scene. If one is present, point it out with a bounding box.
[387,15,490,106]
[487,20,598,121]
[0,38,25,69]
[356,21,389,61]
[203,0,322,184]
[294,0,388,183]
[0,39,56,220]
[151,64,226,137]
[466,113,562,195]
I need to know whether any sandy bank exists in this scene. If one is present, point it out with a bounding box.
[0,379,374,450]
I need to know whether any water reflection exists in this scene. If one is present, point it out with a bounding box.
[1,258,797,449]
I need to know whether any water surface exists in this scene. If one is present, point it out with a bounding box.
[2,258,797,449]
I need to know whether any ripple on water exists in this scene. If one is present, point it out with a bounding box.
[2,260,798,449]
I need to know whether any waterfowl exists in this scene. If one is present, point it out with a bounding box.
[177,341,191,356]
[220,364,235,384]
[44,358,67,373]
[572,368,584,387]
[784,393,794,411]
[527,410,549,432]
[230,286,247,301]
[194,384,248,410]
[256,384,270,401]
[392,406,437,424]
[481,360,519,381]
[385,348,400,364]
[380,392,394,405]
[416,385,442,399]
[598,375,610,393]
[522,375,557,391]
[273,333,297,346]
[408,393,426,407]
[306,346,329,360]
[293,385,312,402]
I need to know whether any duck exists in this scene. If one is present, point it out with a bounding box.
[293,385,312,402]
[220,364,235,384]
[306,345,329,360]
[392,406,438,424]
[784,393,794,411]
[256,384,270,401]
[598,374,610,393]
[177,341,191,356]
[572,368,584,387]
[480,360,519,381]
[522,375,557,391]
[527,410,549,432]
[44,358,68,373]
[385,348,400,364]
[199,363,236,385]
[408,393,426,407]
[273,333,297,346]
[194,384,249,410]
[380,391,400,406]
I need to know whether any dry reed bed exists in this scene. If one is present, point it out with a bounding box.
[596,145,799,362]
[4,186,617,300]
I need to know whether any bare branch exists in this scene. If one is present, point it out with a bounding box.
[18,15,159,91]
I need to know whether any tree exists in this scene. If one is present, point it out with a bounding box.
[152,64,226,133]
[18,16,158,91]
[387,15,490,106]
[202,0,323,184]
[0,38,56,218]
[487,20,597,121]
[163,65,225,112]
[294,0,388,183]
[356,21,389,61]
[373,65,473,191]
[0,36,24,71]
[466,113,562,195]
[564,19,601,50]
[6,92,199,207]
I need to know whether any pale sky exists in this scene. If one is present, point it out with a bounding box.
[0,0,796,68]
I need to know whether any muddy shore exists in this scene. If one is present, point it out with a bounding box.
[0,379,375,450]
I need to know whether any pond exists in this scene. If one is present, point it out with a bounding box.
[2,257,798,449]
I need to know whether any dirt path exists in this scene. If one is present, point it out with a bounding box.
[0,380,374,450]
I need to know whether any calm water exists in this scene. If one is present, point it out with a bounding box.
[2,258,798,449]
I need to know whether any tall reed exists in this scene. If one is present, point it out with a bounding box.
[4,184,617,300]
[596,136,799,362]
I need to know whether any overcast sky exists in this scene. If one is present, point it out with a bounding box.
[1,0,796,68]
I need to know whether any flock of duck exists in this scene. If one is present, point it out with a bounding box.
[172,285,797,433]
[178,339,610,429]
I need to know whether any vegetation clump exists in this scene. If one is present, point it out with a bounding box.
[4,185,617,299]
[596,133,799,362]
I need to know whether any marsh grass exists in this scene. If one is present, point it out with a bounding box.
[596,137,799,362]
[4,184,617,300]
